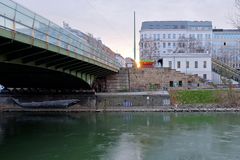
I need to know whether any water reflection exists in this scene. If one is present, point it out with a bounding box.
[0,112,240,160]
[0,125,3,145]
[103,133,143,160]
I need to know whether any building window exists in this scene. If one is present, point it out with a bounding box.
[195,61,198,68]
[179,81,183,87]
[170,81,174,87]
[163,42,166,48]
[163,34,166,39]
[177,61,181,68]
[173,43,176,47]
[197,34,200,39]
[153,34,156,40]
[168,34,171,39]
[186,61,190,68]
[173,34,176,39]
[168,43,171,47]
[144,43,147,49]
[205,34,208,39]
[169,61,172,68]
[203,74,207,80]
[203,61,207,68]
[154,42,157,48]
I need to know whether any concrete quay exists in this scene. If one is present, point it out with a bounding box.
[1,91,240,113]
[1,105,240,113]
[96,91,171,108]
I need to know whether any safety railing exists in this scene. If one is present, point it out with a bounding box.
[212,58,240,82]
[0,0,120,70]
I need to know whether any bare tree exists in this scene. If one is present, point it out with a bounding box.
[174,36,207,54]
[232,0,240,29]
[140,38,157,61]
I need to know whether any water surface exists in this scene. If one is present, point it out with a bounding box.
[0,112,240,160]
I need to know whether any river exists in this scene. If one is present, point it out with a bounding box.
[0,112,240,160]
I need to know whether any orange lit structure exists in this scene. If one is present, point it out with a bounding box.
[140,60,154,68]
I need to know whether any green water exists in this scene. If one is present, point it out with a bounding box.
[0,112,240,160]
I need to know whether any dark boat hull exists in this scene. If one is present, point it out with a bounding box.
[12,99,80,109]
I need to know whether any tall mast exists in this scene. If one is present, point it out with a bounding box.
[134,11,136,62]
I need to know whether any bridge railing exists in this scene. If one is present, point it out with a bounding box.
[0,0,120,70]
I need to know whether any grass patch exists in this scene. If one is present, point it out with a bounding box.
[170,90,226,105]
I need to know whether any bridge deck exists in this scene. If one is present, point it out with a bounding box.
[0,0,120,88]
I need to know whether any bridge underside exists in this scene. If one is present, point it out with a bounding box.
[0,32,116,89]
[0,63,91,89]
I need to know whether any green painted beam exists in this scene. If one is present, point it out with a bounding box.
[72,64,98,73]
[45,57,73,68]
[60,61,86,70]
[22,52,56,64]
[3,45,31,56]
[6,48,46,62]
[64,63,90,71]
[75,68,109,78]
[35,54,64,66]
[0,40,13,47]
[6,47,35,61]
[87,70,113,77]
[68,71,95,85]
[35,54,60,65]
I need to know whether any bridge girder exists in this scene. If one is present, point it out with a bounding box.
[0,28,118,88]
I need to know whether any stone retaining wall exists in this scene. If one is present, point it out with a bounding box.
[96,92,171,108]
[102,68,204,92]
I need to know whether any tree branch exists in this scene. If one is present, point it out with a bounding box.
[232,0,240,29]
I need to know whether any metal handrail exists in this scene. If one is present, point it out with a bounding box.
[0,0,121,69]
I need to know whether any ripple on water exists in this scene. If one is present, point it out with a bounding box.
[2,113,240,160]
[101,133,143,160]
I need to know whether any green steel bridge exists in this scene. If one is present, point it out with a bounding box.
[0,0,120,90]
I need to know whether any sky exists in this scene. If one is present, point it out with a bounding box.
[13,0,238,59]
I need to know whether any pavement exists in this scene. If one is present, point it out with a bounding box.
[1,105,240,112]
[96,91,169,96]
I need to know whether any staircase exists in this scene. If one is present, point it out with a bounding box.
[212,58,240,82]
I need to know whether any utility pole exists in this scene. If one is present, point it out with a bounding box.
[134,11,136,62]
